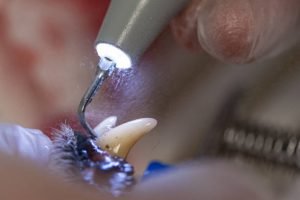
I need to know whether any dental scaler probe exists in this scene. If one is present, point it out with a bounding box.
[78,58,115,139]
[78,0,189,138]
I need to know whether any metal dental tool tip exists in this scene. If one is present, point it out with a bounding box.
[78,57,116,139]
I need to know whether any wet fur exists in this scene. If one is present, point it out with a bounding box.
[48,124,82,181]
[48,124,134,195]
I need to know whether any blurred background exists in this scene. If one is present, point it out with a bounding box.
[0,0,109,128]
[1,0,300,173]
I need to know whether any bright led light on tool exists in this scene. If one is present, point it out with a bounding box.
[96,43,132,69]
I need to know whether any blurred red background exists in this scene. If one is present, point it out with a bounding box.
[0,0,110,134]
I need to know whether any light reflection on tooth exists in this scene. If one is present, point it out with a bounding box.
[95,118,157,158]
[94,116,117,137]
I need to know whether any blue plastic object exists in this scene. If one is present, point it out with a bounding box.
[143,161,172,180]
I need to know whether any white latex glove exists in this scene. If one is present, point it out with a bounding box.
[0,124,52,166]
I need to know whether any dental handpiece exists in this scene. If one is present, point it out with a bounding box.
[78,0,189,138]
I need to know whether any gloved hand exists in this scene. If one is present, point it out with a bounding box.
[171,0,300,63]
[0,124,51,166]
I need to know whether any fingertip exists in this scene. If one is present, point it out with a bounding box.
[197,0,256,64]
[128,161,272,200]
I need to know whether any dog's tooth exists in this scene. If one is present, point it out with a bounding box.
[96,118,157,158]
[94,116,117,137]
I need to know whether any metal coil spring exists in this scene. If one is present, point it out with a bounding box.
[223,124,300,168]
